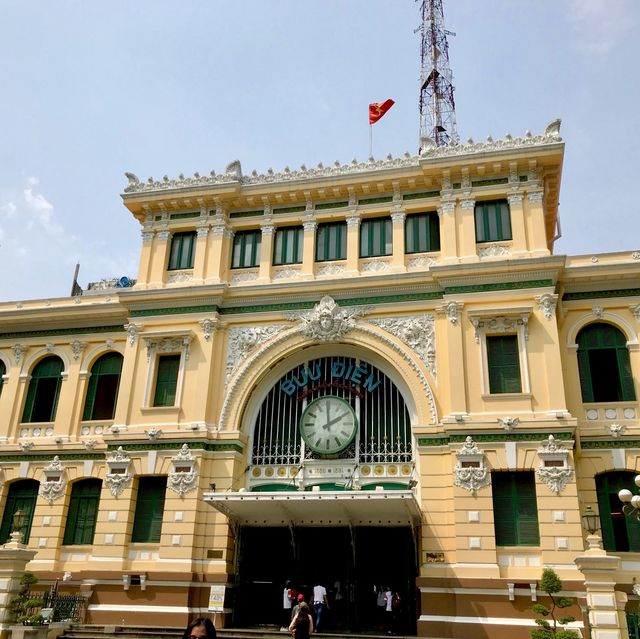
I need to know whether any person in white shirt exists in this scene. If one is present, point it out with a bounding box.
[312,582,329,631]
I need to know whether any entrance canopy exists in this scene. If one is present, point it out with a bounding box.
[205,489,421,527]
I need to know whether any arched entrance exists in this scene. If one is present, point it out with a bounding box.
[210,349,424,632]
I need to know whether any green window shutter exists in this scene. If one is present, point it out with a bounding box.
[232,230,261,268]
[487,335,522,393]
[22,356,64,423]
[516,473,540,545]
[83,353,123,420]
[63,480,101,545]
[596,475,616,551]
[153,355,180,407]
[131,476,167,543]
[316,222,346,261]
[596,472,640,552]
[617,347,636,401]
[405,213,440,254]
[492,474,518,546]
[0,480,39,544]
[475,200,511,242]
[576,349,594,402]
[360,218,392,257]
[273,227,303,265]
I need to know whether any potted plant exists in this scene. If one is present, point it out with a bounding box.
[8,573,47,639]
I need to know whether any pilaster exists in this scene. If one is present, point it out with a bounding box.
[525,190,551,256]
[507,192,528,255]
[437,301,467,416]
[301,219,317,279]
[437,200,457,263]
[148,227,172,288]
[345,211,361,274]
[112,324,142,428]
[457,197,478,262]
[136,213,155,289]
[258,215,275,282]
[390,210,407,272]
[192,207,211,284]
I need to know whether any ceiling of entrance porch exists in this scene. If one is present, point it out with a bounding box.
[204,489,421,527]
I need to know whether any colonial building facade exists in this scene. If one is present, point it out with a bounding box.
[0,119,639,639]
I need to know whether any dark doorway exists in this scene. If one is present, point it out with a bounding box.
[234,526,416,633]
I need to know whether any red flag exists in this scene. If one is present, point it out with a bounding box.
[369,99,395,125]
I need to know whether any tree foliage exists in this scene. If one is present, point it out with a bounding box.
[8,573,44,626]
[530,568,580,639]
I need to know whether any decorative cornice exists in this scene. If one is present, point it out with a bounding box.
[0,326,124,341]
[562,288,640,301]
[445,279,553,295]
[122,123,563,195]
[417,432,574,446]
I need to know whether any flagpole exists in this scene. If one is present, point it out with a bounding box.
[369,124,372,158]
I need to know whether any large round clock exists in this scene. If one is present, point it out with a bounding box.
[300,395,358,455]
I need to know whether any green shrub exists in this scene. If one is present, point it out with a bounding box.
[530,568,580,639]
[8,573,44,626]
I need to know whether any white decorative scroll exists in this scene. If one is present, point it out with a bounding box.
[498,416,519,431]
[273,266,302,280]
[104,446,133,497]
[444,301,462,325]
[124,323,141,346]
[166,270,194,284]
[144,334,193,362]
[168,444,198,496]
[360,259,390,272]
[70,340,86,361]
[477,243,512,258]
[368,315,436,377]
[231,270,259,284]
[200,317,218,342]
[631,304,640,321]
[608,423,626,438]
[146,428,162,440]
[225,325,287,386]
[535,294,558,321]
[592,307,604,319]
[290,296,366,343]
[407,255,437,270]
[40,456,66,503]
[316,263,346,277]
[453,437,490,494]
[536,435,573,494]
[472,315,529,343]
[13,344,26,365]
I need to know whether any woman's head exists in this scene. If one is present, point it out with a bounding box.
[297,602,309,616]
[183,618,216,639]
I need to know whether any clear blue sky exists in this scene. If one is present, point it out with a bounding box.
[1,0,638,302]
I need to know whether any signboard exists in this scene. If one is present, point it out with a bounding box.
[208,585,226,612]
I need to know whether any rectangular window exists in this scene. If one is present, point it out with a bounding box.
[232,230,261,268]
[405,212,440,254]
[153,355,180,407]
[475,200,512,243]
[360,217,392,258]
[316,222,347,262]
[273,227,303,265]
[63,480,101,545]
[168,231,196,270]
[487,335,522,393]
[131,476,167,543]
[492,472,540,546]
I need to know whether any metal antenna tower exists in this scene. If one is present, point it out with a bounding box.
[417,0,459,150]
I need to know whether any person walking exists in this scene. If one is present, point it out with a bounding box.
[312,581,329,632]
[289,602,314,639]
[282,580,296,630]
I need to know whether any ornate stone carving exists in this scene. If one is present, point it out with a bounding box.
[70,340,86,361]
[630,304,640,322]
[361,259,390,272]
[124,323,141,346]
[316,263,346,277]
[40,456,66,503]
[19,441,34,452]
[141,230,155,244]
[444,301,462,325]
[84,439,97,450]
[260,224,275,237]
[460,198,475,209]
[632,252,640,260]
[437,201,455,216]
[144,334,193,362]
[536,435,573,494]
[528,191,544,204]
[346,214,361,228]
[291,296,365,343]
[608,423,626,438]
[231,270,259,284]
[273,266,302,280]
[391,211,406,223]
[477,243,512,258]
[303,220,317,232]
[156,230,172,242]
[472,315,528,343]
[225,325,287,385]
[166,270,194,284]
[507,193,524,205]
[196,226,209,238]
[592,307,604,319]
[536,294,558,321]
[368,315,436,377]
[498,416,520,431]
[453,437,490,494]
[200,318,218,341]
[146,428,162,440]
[13,344,26,365]
[104,447,133,497]
[168,444,199,496]
[407,255,437,270]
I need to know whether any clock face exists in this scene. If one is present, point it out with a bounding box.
[300,395,358,455]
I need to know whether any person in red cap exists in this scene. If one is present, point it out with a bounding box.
[290,593,305,621]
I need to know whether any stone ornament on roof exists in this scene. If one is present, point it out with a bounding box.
[123,121,562,194]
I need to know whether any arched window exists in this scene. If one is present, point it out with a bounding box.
[82,352,123,420]
[596,471,640,552]
[0,359,5,397]
[22,356,64,423]
[63,479,102,545]
[577,323,636,402]
[0,479,39,544]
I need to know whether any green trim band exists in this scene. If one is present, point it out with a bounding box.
[580,440,640,449]
[418,431,573,447]
[273,206,306,215]
[444,279,554,294]
[130,305,219,318]
[106,441,244,453]
[358,196,393,206]
[169,212,199,220]
[562,288,640,301]
[0,453,105,462]
[0,325,125,340]
[403,191,440,201]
